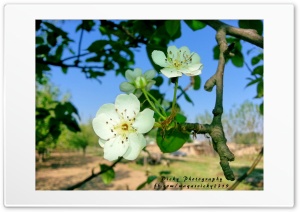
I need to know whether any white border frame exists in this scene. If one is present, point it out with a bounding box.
[4,4,294,207]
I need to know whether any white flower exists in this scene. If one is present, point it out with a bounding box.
[92,94,155,161]
[119,68,156,97]
[151,46,203,78]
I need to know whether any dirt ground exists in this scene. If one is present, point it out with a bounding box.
[36,152,149,190]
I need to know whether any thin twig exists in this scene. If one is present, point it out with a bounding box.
[63,157,123,190]
[228,147,263,190]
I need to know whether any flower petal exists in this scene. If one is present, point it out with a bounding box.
[144,69,156,80]
[120,82,135,93]
[103,135,129,161]
[185,66,202,76]
[95,103,117,117]
[123,133,146,160]
[167,46,179,56]
[179,46,191,60]
[161,68,182,78]
[92,114,116,140]
[115,94,140,119]
[132,108,155,134]
[146,80,155,91]
[98,138,107,148]
[125,68,142,82]
[151,50,168,67]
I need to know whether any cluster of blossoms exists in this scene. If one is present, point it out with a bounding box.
[92,45,203,161]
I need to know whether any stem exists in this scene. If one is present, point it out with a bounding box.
[146,91,167,116]
[142,89,166,120]
[172,78,179,111]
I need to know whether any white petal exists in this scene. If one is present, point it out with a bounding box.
[125,68,142,82]
[92,114,116,140]
[188,63,202,71]
[123,133,146,160]
[95,103,120,121]
[144,69,156,80]
[185,66,202,76]
[98,138,107,148]
[161,68,182,78]
[115,94,140,119]
[103,136,129,161]
[151,50,168,67]
[179,46,191,60]
[132,108,155,134]
[120,82,135,93]
[191,53,201,64]
[146,80,155,91]
[167,46,179,55]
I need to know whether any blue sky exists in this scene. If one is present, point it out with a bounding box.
[48,20,263,123]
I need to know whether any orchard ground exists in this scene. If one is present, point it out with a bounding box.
[36,143,263,190]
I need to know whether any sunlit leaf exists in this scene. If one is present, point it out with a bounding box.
[156,128,190,153]
[100,164,115,185]
[184,20,206,31]
[175,113,187,124]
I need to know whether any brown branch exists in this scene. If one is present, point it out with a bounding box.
[228,147,263,190]
[202,20,263,48]
[62,157,122,190]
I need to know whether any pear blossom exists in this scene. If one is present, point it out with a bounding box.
[151,46,203,78]
[92,94,155,161]
[119,68,156,97]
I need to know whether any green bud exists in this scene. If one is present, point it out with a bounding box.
[134,76,147,89]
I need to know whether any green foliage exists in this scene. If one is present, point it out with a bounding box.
[36,81,80,154]
[184,20,206,31]
[100,164,115,185]
[238,20,263,35]
[156,128,190,153]
[193,75,201,90]
[136,175,157,190]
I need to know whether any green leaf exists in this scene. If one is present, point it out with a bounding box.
[36,45,50,55]
[165,20,181,39]
[193,75,201,90]
[62,67,68,74]
[100,164,115,185]
[55,45,63,62]
[86,55,101,62]
[156,128,190,153]
[87,40,109,53]
[245,78,261,88]
[259,102,264,115]
[213,45,219,60]
[47,32,57,46]
[184,20,206,31]
[36,36,44,45]
[238,20,263,35]
[175,113,187,124]
[231,50,244,67]
[256,81,263,98]
[178,86,194,105]
[251,53,263,65]
[159,170,171,175]
[252,65,263,76]
[136,175,157,190]
[154,76,163,87]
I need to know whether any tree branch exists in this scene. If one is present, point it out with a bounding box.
[62,157,122,190]
[202,20,263,48]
